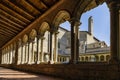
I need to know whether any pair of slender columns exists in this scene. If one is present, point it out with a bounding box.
[36,36,44,64]
[70,18,81,64]
[28,41,35,64]
[49,31,58,64]
[108,1,120,63]
[1,47,14,64]
[21,44,28,64]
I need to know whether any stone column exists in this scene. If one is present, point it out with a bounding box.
[24,44,26,64]
[9,49,12,64]
[8,50,10,64]
[25,43,28,63]
[3,53,4,64]
[70,18,80,64]
[14,42,18,64]
[5,51,8,64]
[104,55,107,62]
[1,50,3,64]
[32,41,35,64]
[22,45,25,64]
[107,1,120,63]
[27,42,30,64]
[36,35,41,64]
[40,37,45,62]
[49,32,54,64]
[4,50,6,64]
[54,32,59,63]
[28,41,32,64]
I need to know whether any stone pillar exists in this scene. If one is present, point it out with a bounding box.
[6,50,7,64]
[22,45,25,64]
[1,50,3,64]
[32,41,35,64]
[2,53,4,64]
[9,49,12,64]
[49,32,54,64]
[36,35,41,64]
[70,18,80,64]
[104,55,107,62]
[107,1,120,63]
[28,41,32,64]
[54,32,59,63]
[25,43,28,63]
[8,50,10,64]
[27,42,30,64]
[21,45,23,64]
[3,51,5,64]
[5,53,7,64]
[14,42,18,64]
[24,44,26,64]
[40,37,45,62]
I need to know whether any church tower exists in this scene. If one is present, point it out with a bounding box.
[88,16,93,35]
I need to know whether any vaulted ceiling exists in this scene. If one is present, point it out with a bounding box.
[0,0,59,47]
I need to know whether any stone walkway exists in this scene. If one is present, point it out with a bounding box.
[0,67,63,80]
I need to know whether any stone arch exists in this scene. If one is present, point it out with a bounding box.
[29,29,37,40]
[39,22,50,36]
[73,0,105,19]
[53,10,71,28]
[23,34,28,43]
[85,56,89,61]
[100,55,104,61]
[106,55,110,61]
[81,56,84,61]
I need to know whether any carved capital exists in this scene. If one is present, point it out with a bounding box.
[50,27,58,34]
[70,18,81,27]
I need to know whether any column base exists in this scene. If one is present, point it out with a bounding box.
[37,61,40,64]
[28,61,32,64]
[48,60,54,64]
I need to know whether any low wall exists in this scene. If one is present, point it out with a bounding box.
[0,62,120,80]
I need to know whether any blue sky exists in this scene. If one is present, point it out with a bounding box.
[60,3,110,46]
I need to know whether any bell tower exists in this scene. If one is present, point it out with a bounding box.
[88,16,93,35]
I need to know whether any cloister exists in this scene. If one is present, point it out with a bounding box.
[0,0,120,80]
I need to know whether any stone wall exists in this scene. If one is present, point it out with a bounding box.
[1,62,120,80]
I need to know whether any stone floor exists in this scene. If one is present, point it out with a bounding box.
[0,67,63,80]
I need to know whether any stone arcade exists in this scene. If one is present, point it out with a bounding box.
[0,0,120,80]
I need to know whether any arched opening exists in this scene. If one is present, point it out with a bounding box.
[100,55,104,62]
[53,10,71,63]
[39,22,50,63]
[79,3,110,62]
[81,57,84,61]
[85,56,89,61]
